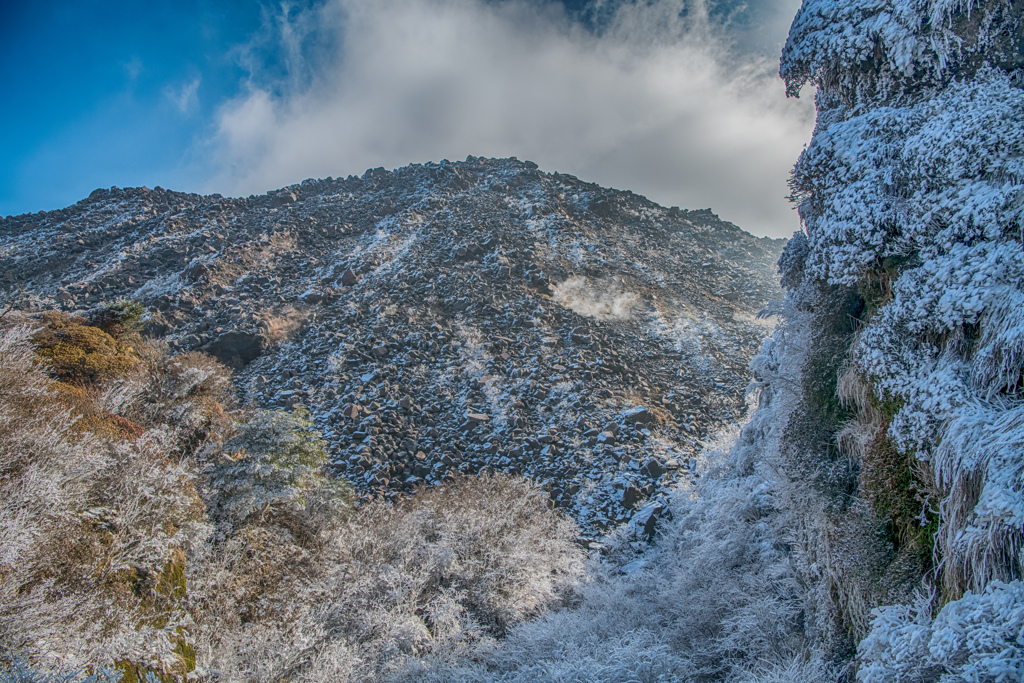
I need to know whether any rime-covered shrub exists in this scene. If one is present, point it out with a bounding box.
[791,71,1024,288]
[781,0,1024,104]
[0,659,123,683]
[0,323,206,676]
[858,580,1024,682]
[162,350,235,404]
[337,473,582,638]
[4,307,587,680]
[787,33,1024,601]
[777,230,810,290]
[209,408,351,533]
[190,472,582,682]
[402,345,839,683]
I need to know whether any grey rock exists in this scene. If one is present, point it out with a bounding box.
[641,458,666,479]
[623,406,654,425]
[621,485,643,508]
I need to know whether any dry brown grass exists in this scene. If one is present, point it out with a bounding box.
[256,305,309,345]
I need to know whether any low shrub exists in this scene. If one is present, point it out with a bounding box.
[190,472,582,682]
[32,313,139,385]
[90,298,146,340]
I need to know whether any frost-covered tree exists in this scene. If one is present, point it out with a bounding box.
[209,408,352,535]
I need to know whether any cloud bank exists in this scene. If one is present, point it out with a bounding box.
[209,0,814,238]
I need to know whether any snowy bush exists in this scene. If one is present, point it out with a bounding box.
[781,0,1022,103]
[791,70,1024,287]
[858,580,1024,682]
[777,230,810,290]
[788,36,1024,604]
[0,322,205,676]
[209,408,351,532]
[190,472,583,682]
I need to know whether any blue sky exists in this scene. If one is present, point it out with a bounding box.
[1,0,812,237]
[1,1,263,212]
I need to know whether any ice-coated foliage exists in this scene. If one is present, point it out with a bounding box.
[791,37,1024,605]
[777,230,811,290]
[211,408,351,530]
[858,580,1024,682]
[791,70,1024,287]
[781,0,1024,676]
[188,472,583,682]
[934,402,1024,593]
[782,0,980,97]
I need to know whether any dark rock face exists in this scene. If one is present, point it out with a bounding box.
[203,330,267,369]
[0,155,784,536]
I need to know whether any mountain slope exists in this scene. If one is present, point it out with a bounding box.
[1,156,783,534]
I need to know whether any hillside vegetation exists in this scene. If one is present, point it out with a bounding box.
[0,307,581,681]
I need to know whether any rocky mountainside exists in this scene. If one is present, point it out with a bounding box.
[0,156,782,536]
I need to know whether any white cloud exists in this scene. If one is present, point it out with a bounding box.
[124,56,144,81]
[166,77,202,115]
[208,0,814,238]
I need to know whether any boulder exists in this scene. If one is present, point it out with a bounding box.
[299,290,323,305]
[630,501,665,539]
[641,458,666,479]
[271,192,297,207]
[204,330,267,369]
[623,406,654,425]
[621,485,642,508]
[183,262,209,282]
